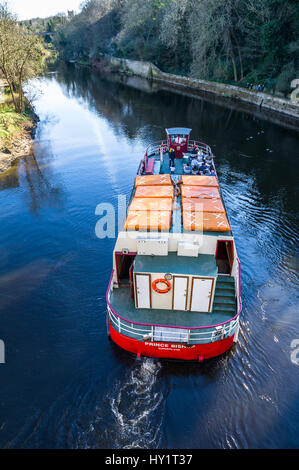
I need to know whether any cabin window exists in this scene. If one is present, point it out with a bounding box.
[171,134,186,144]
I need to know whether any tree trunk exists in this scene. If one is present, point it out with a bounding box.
[228,34,238,82]
[236,42,244,81]
[18,80,23,113]
[232,30,244,81]
[18,61,27,113]
[7,78,18,112]
[19,89,23,113]
[0,65,18,111]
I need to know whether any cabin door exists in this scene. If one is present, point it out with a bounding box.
[190,277,214,312]
[135,274,151,309]
[215,240,234,275]
[115,253,136,286]
[172,276,188,310]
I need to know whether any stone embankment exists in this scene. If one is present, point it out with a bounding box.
[93,56,299,126]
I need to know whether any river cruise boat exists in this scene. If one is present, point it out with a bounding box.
[106,128,242,361]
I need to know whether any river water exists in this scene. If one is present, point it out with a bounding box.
[0,64,298,449]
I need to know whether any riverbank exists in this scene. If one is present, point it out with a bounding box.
[0,80,38,174]
[91,56,299,128]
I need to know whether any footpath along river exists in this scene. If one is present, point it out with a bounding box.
[0,63,298,448]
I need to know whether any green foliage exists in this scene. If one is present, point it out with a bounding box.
[52,0,121,60]
[0,94,32,148]
[261,20,282,54]
[276,62,297,96]
[22,12,68,34]
[0,2,45,112]
[46,0,299,96]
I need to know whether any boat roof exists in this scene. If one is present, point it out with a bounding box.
[166,127,192,135]
[134,253,218,277]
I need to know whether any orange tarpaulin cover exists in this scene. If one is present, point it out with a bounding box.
[135,174,172,187]
[181,185,220,199]
[135,185,174,198]
[124,210,171,231]
[182,197,225,213]
[183,211,231,232]
[183,211,203,231]
[129,197,173,212]
[181,175,219,187]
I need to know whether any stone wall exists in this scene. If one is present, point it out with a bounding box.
[101,56,153,79]
[99,55,299,124]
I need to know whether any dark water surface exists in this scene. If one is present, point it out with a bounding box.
[0,64,298,449]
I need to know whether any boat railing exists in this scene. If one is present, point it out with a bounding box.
[236,257,242,316]
[108,305,239,344]
[144,140,212,159]
[145,140,167,157]
[106,271,239,345]
[188,140,212,156]
[143,140,167,167]
[140,139,212,174]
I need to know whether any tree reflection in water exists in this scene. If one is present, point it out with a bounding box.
[23,142,64,215]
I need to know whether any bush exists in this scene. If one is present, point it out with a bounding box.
[275,62,297,97]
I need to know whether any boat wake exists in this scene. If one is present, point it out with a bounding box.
[108,358,165,448]
[3,358,166,449]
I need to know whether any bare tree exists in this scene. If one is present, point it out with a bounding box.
[189,0,244,82]
[0,2,44,112]
[159,0,189,49]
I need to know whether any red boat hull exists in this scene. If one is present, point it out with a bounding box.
[109,322,235,361]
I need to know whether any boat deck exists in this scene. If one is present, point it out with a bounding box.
[146,150,216,175]
[109,274,237,329]
[110,287,232,328]
[160,154,185,175]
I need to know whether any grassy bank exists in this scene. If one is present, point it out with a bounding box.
[0,80,37,173]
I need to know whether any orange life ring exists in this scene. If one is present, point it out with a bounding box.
[191,144,199,151]
[158,144,167,153]
[152,278,171,294]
